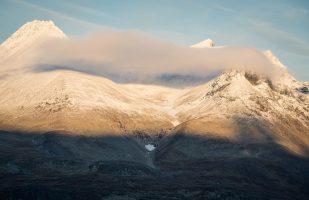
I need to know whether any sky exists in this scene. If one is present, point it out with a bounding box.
[0,0,308,81]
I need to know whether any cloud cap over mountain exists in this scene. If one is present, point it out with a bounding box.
[26,30,283,82]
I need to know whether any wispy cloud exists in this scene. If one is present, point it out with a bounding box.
[213,4,237,14]
[282,8,308,20]
[12,0,106,29]
[63,0,112,19]
[234,15,309,58]
[253,22,309,57]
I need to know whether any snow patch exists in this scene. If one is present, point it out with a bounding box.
[171,120,180,127]
[145,144,156,151]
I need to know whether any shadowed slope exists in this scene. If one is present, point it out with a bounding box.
[0,130,308,200]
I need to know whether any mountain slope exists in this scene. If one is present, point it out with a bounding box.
[169,70,309,155]
[0,20,308,154]
[0,70,174,135]
[0,20,309,200]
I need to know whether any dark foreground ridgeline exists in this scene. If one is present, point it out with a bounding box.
[0,131,308,200]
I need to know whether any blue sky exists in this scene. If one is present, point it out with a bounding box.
[0,0,308,80]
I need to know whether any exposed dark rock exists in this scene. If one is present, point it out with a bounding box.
[298,87,309,94]
[0,130,308,200]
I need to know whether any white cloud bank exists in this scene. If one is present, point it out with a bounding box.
[19,30,283,84]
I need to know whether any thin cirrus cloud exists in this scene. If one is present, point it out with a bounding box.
[253,22,309,58]
[61,0,113,20]
[11,0,105,30]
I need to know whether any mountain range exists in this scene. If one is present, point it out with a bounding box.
[0,20,308,200]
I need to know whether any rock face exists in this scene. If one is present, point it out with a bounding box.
[0,20,309,199]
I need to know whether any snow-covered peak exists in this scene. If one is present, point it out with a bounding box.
[262,50,298,87]
[0,20,66,60]
[263,50,286,69]
[1,20,65,47]
[191,39,215,48]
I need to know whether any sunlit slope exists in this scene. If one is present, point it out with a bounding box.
[0,70,173,134]
[0,20,308,156]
